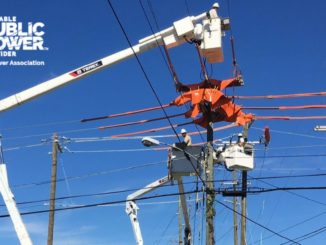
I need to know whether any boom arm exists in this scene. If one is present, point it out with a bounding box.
[0,3,225,113]
[126,176,169,245]
[0,139,32,245]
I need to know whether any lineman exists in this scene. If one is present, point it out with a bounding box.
[237,133,245,147]
[181,128,192,146]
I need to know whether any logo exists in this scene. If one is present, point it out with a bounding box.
[70,61,103,77]
[0,16,48,58]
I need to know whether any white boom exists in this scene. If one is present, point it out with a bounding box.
[0,3,224,113]
[126,176,170,245]
[0,140,32,245]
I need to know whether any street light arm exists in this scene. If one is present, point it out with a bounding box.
[314,125,326,132]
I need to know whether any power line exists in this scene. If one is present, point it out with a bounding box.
[252,127,326,141]
[141,0,206,143]
[138,0,175,83]
[2,127,99,141]
[247,171,326,244]
[65,148,157,153]
[234,91,326,100]
[3,143,47,152]
[6,185,326,209]
[184,0,191,15]
[254,154,326,158]
[3,134,326,155]
[255,144,326,151]
[248,210,326,245]
[250,174,326,206]
[106,0,181,142]
[12,162,326,190]
[13,160,167,189]
[215,200,301,245]
[251,173,326,181]
[66,149,326,158]
[154,212,177,245]
[246,186,326,194]
[0,190,199,218]
[0,119,80,132]
[280,226,326,245]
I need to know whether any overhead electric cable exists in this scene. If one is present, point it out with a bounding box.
[243,105,326,110]
[140,0,207,143]
[5,185,326,208]
[251,126,326,141]
[110,122,192,137]
[65,148,162,153]
[81,104,171,123]
[215,200,301,244]
[13,160,167,189]
[251,173,326,181]
[255,144,326,151]
[106,0,181,141]
[2,127,99,141]
[250,174,326,206]
[184,0,191,15]
[3,143,47,152]
[254,153,326,159]
[138,0,177,85]
[246,186,326,194]
[255,115,326,121]
[111,123,236,138]
[280,226,326,245]
[248,210,326,245]
[13,168,326,191]
[81,102,326,125]
[0,119,80,132]
[0,190,199,218]
[233,91,326,100]
[98,112,184,130]
[2,91,325,134]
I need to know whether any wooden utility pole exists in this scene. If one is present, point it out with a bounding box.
[206,104,215,245]
[178,197,183,244]
[241,123,249,245]
[240,171,247,245]
[233,171,239,245]
[177,177,191,244]
[47,133,59,245]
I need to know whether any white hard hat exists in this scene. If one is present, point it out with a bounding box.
[212,3,220,9]
[238,133,243,137]
[181,128,187,134]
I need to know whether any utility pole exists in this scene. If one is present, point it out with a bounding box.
[240,171,247,245]
[206,104,215,245]
[233,171,239,245]
[176,177,191,245]
[241,123,249,245]
[47,133,59,245]
[178,197,183,244]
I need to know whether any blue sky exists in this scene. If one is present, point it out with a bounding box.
[0,0,325,244]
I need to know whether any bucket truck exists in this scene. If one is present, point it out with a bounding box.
[0,3,229,243]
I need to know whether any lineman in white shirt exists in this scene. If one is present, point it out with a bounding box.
[181,128,192,146]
